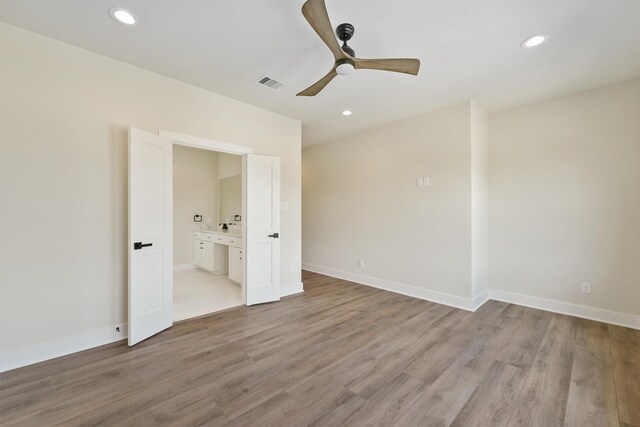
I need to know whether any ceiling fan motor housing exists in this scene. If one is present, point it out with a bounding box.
[336,23,354,41]
[336,23,356,57]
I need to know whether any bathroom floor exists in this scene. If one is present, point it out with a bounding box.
[173,268,242,321]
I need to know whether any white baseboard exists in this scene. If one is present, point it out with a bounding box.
[302,263,481,311]
[0,323,127,373]
[281,282,304,297]
[173,263,195,271]
[6,273,637,374]
[1,281,305,373]
[489,289,640,330]
[302,264,640,330]
[471,289,491,311]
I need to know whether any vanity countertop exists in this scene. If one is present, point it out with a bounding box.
[195,229,242,238]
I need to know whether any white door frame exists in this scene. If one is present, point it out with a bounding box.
[159,130,253,305]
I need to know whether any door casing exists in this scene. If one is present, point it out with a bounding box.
[158,130,254,306]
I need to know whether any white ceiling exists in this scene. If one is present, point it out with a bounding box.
[1,0,639,145]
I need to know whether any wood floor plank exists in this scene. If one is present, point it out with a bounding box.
[609,325,640,426]
[495,308,552,369]
[342,372,427,426]
[1,270,636,427]
[306,393,366,427]
[223,391,301,427]
[451,360,527,427]
[507,314,576,427]
[396,364,480,426]
[279,386,360,426]
[564,345,619,427]
[149,388,228,425]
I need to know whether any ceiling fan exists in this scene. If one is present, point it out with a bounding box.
[297,0,421,96]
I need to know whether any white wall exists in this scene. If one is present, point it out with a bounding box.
[303,102,475,301]
[303,80,640,324]
[489,78,640,317]
[173,146,218,266]
[0,22,301,355]
[471,101,489,298]
[218,152,242,180]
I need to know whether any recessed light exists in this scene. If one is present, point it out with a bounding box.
[521,34,548,48]
[109,8,136,25]
[342,110,352,116]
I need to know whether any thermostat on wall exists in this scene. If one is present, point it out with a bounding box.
[193,214,203,222]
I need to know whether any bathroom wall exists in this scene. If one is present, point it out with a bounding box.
[173,145,219,267]
[218,152,242,180]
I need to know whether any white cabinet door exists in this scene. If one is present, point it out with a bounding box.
[194,239,204,268]
[201,241,215,271]
[194,239,214,272]
[229,246,242,283]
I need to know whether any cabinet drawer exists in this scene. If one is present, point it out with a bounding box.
[195,232,216,242]
[213,235,231,245]
[227,237,242,248]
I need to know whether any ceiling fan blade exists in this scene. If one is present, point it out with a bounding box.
[301,0,346,60]
[297,69,338,96]
[354,58,421,75]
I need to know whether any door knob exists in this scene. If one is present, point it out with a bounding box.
[134,242,153,250]
[268,233,279,238]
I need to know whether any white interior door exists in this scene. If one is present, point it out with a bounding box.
[245,154,281,305]
[128,128,173,345]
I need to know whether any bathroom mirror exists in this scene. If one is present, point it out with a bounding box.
[219,174,241,223]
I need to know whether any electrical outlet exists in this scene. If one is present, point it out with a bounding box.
[581,282,591,294]
[288,265,294,275]
[359,258,365,267]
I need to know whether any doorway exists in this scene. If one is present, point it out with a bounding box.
[128,128,282,345]
[172,145,243,321]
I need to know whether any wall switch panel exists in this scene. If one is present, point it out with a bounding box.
[416,177,430,187]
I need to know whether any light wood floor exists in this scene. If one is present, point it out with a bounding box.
[1,270,639,426]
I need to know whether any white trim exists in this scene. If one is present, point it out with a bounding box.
[173,263,195,271]
[281,282,304,298]
[301,264,640,330]
[159,130,254,154]
[159,129,251,307]
[471,289,491,311]
[302,263,480,311]
[0,324,127,373]
[489,289,640,330]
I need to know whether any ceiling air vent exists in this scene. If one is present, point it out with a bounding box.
[256,75,284,90]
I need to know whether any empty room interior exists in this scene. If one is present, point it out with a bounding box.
[0,0,638,426]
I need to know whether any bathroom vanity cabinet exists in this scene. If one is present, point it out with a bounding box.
[228,246,243,283]
[193,231,243,282]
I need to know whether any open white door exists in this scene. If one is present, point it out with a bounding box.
[128,128,173,345]
[245,154,281,305]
